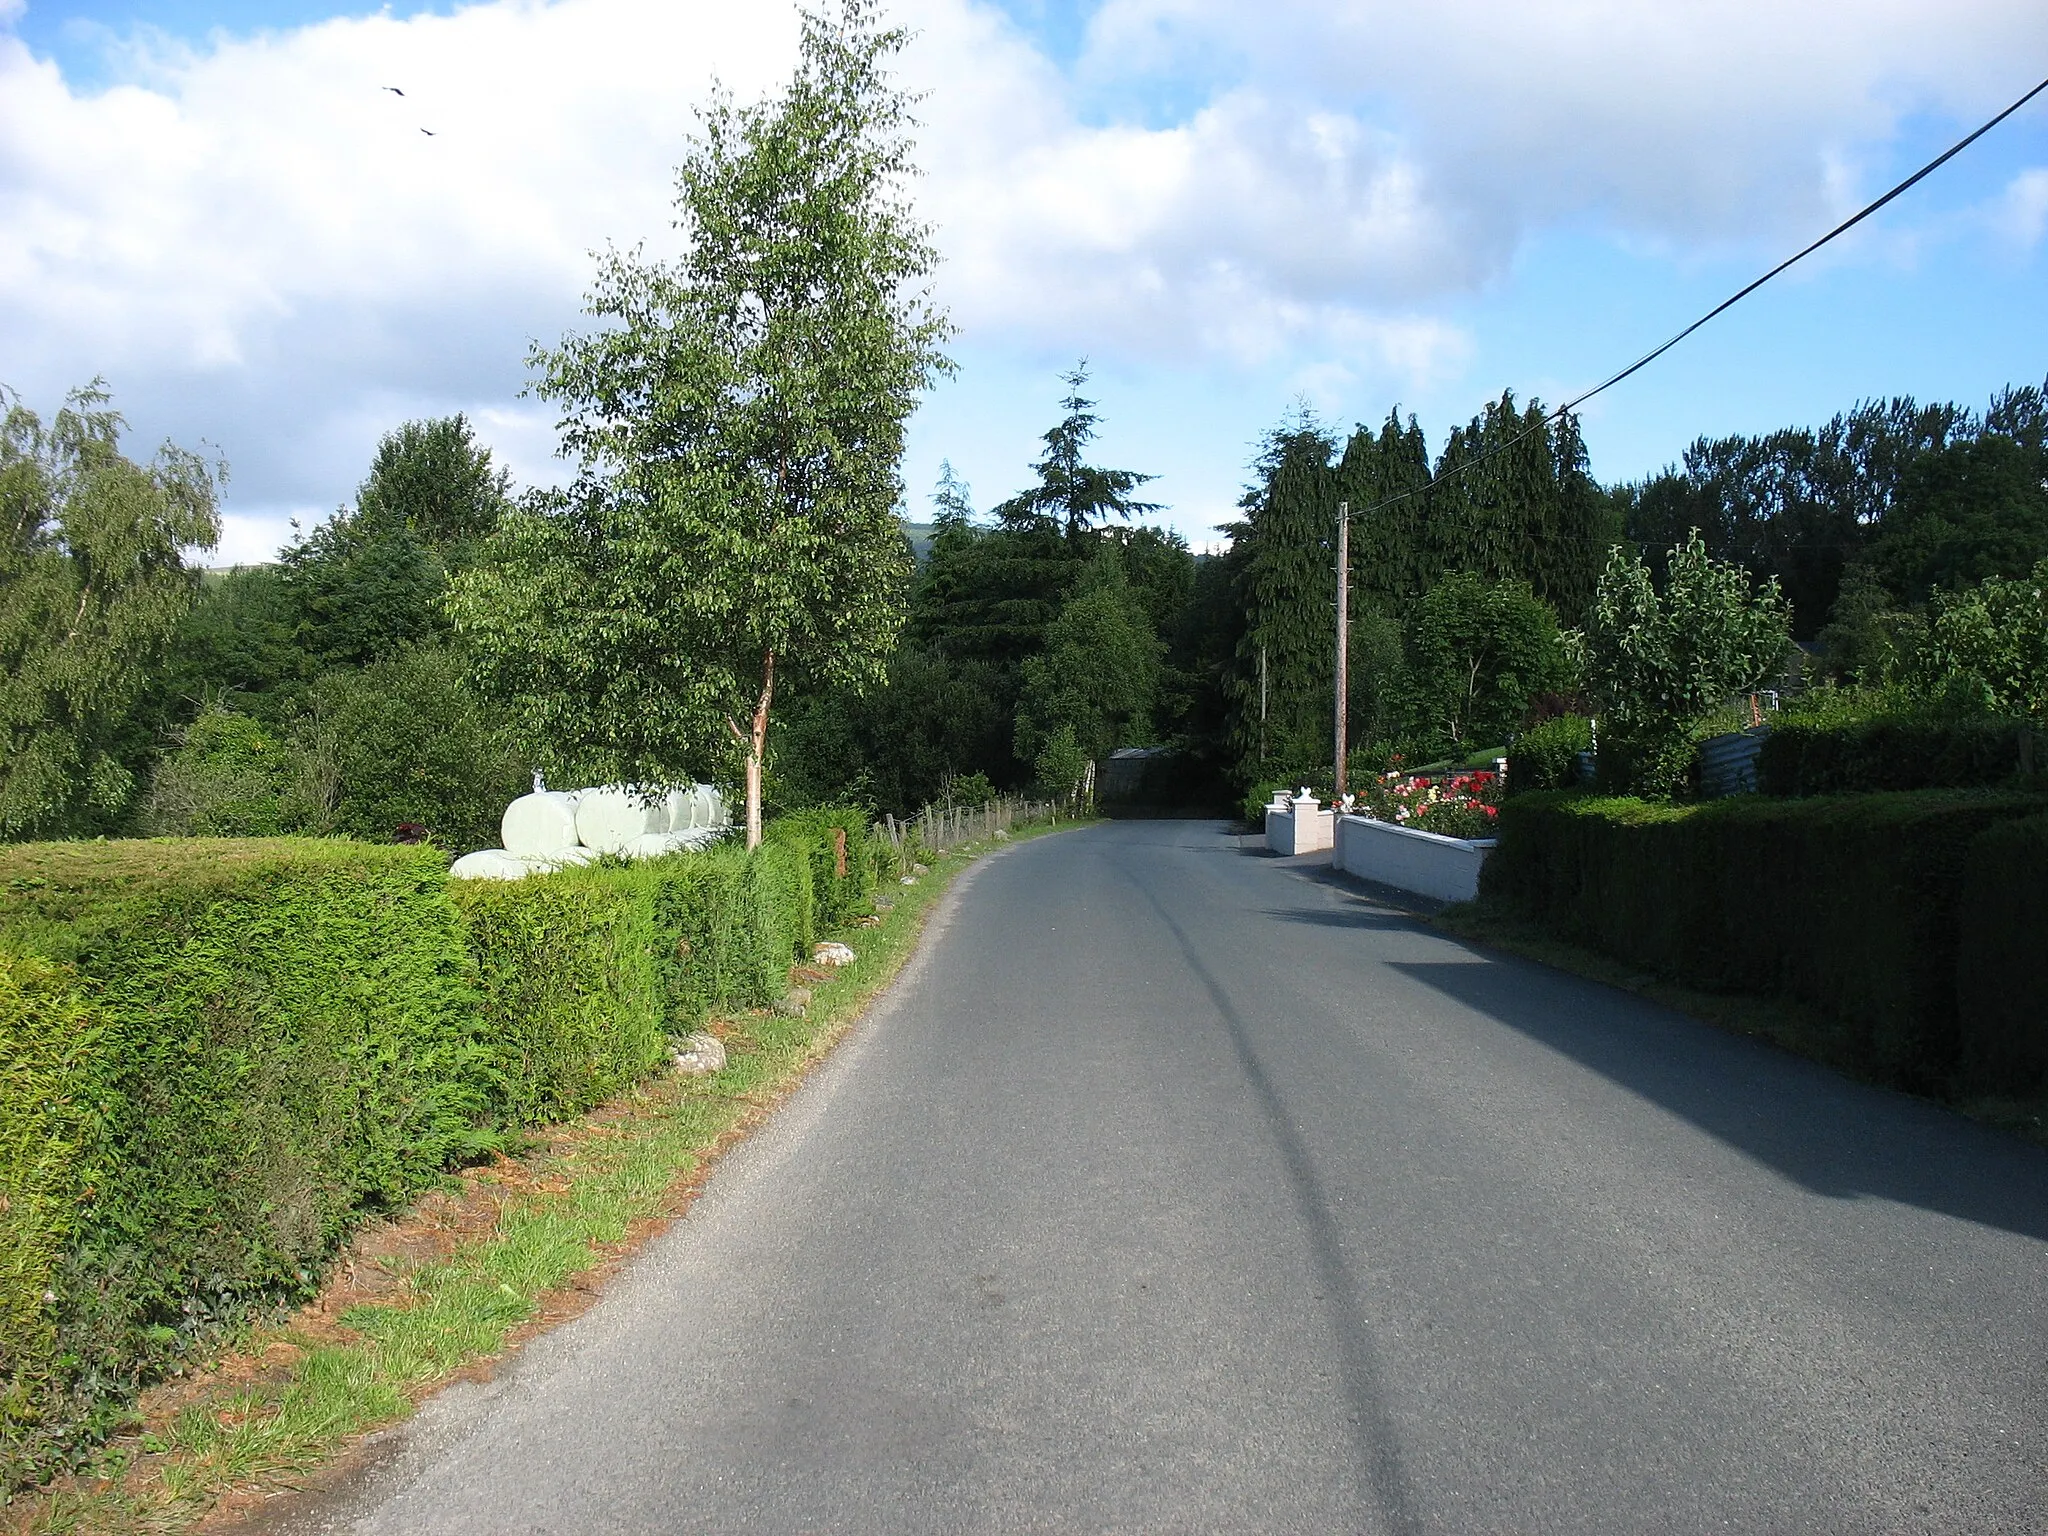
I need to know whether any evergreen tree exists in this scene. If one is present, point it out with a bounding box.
[992,363,1160,541]
[1225,417,1340,781]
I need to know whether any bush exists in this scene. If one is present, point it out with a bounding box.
[0,839,493,1485]
[140,706,309,837]
[0,952,97,1485]
[1757,711,2042,797]
[1482,789,2048,1091]
[303,646,529,849]
[449,865,666,1125]
[1506,714,1592,795]
[1956,814,2048,1094]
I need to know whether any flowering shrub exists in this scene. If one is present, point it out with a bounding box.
[1350,766,1502,840]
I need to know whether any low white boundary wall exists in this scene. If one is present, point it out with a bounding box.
[1265,803,1335,855]
[1334,815,1496,904]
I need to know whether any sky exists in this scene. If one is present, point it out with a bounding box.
[3,0,2045,565]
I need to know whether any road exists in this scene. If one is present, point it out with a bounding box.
[292,820,2048,1534]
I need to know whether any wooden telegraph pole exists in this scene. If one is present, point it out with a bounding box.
[1334,500,1350,801]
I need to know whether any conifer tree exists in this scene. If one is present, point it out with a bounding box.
[1225,418,1340,780]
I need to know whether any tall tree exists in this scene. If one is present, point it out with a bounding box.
[1225,416,1340,781]
[280,415,510,671]
[0,383,221,836]
[451,0,951,847]
[992,364,1160,541]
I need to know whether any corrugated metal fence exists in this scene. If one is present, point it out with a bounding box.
[1697,727,1771,798]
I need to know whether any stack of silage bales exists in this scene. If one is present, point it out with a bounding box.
[449,784,731,881]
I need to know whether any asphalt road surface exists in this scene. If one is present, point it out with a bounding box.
[291,821,2048,1534]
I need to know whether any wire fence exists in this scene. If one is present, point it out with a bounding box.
[875,794,1069,856]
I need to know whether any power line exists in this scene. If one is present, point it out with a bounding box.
[1344,68,2048,526]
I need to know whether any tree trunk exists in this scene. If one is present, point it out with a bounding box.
[745,650,775,850]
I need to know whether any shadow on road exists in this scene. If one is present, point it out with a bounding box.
[1122,869,1423,1536]
[1257,906,1416,933]
[1392,956,2048,1246]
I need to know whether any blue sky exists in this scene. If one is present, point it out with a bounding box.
[3,0,2044,561]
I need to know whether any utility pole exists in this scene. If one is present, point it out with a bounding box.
[1334,500,1350,801]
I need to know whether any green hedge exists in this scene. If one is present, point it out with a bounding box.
[1481,789,2048,1091]
[765,806,877,931]
[0,840,492,1486]
[0,814,883,1491]
[450,865,666,1125]
[1756,714,2043,797]
[1506,715,1592,795]
[1955,814,2048,1094]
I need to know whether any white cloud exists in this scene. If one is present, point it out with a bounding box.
[1997,167,2048,248]
[1,0,2038,544]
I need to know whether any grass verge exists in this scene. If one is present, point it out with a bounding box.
[1434,902,2048,1148]
[5,821,1073,1535]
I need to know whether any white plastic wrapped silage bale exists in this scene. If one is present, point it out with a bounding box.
[501,792,581,858]
[450,849,531,881]
[574,785,668,855]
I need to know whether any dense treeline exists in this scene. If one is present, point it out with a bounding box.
[5,368,2045,841]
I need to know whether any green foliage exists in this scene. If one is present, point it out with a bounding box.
[1616,397,1970,638]
[1015,546,1163,771]
[279,416,510,673]
[1757,695,2043,797]
[0,839,493,1484]
[1507,714,1592,794]
[303,646,530,848]
[141,705,307,837]
[353,416,510,559]
[1920,560,2048,720]
[0,951,97,1483]
[1032,725,1090,802]
[770,644,1012,817]
[453,1,948,848]
[1955,814,2048,1094]
[647,846,787,1023]
[991,365,1160,540]
[1868,428,2048,606]
[0,384,222,837]
[1393,573,1574,757]
[766,806,877,931]
[449,866,666,1125]
[1586,532,1791,796]
[0,810,885,1488]
[1481,789,2048,1092]
[1227,418,1341,779]
[1816,563,1926,688]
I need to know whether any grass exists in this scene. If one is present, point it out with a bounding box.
[1434,902,2048,1149]
[5,820,1071,1535]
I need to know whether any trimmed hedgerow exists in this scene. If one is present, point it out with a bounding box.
[1756,713,2043,797]
[1481,789,2048,1091]
[0,839,493,1488]
[1956,814,2048,1095]
[0,951,98,1488]
[449,864,667,1126]
[0,811,885,1491]
[1506,715,1592,795]
[766,806,877,930]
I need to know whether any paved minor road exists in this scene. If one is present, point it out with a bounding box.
[290,822,2048,1534]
